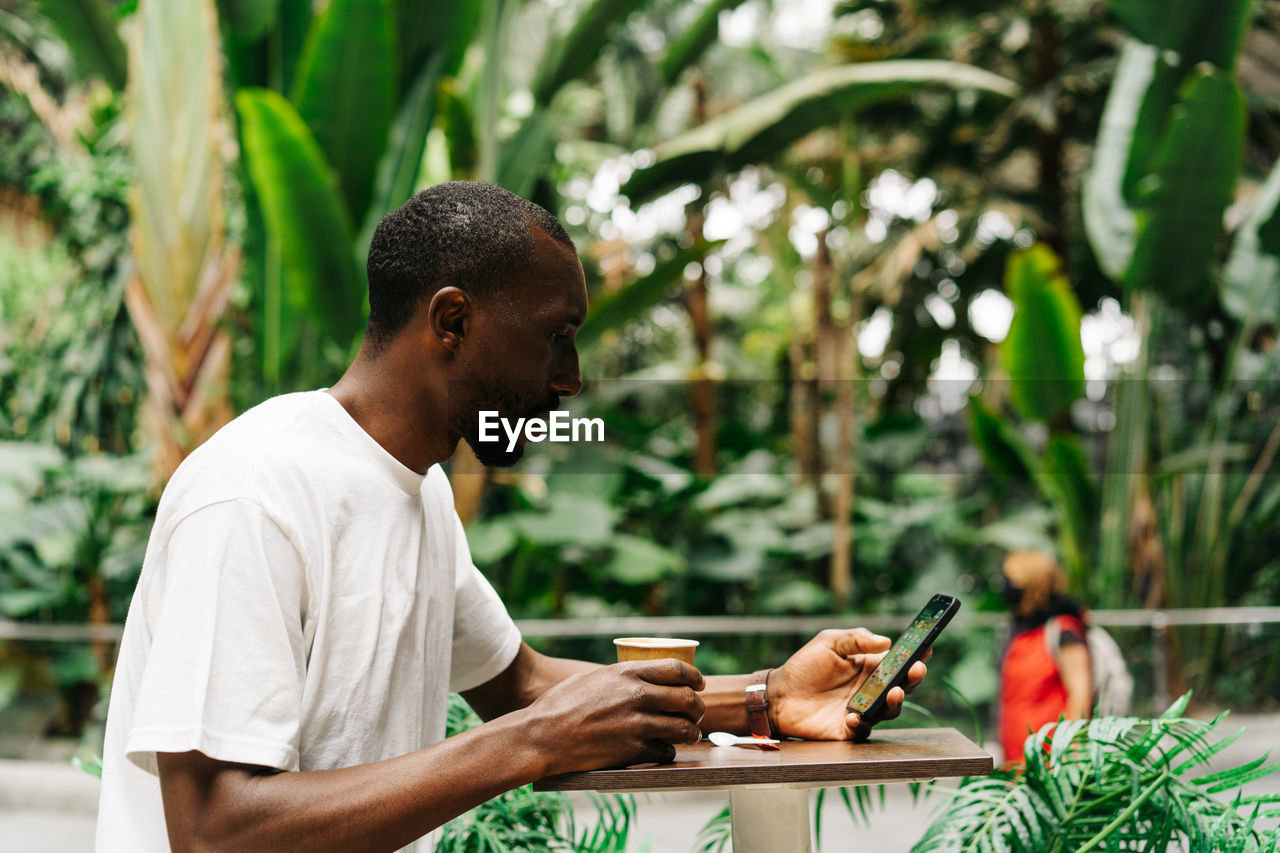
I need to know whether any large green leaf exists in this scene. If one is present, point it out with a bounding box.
[291,0,394,223]
[1081,39,1155,281]
[464,518,519,565]
[577,240,725,350]
[604,534,684,585]
[1125,70,1244,304]
[658,0,750,87]
[532,0,649,104]
[496,108,559,199]
[508,492,617,548]
[1039,435,1096,583]
[362,52,447,258]
[127,0,225,336]
[1109,0,1251,70]
[36,0,127,90]
[621,61,1018,203]
[1222,157,1280,324]
[999,246,1085,423]
[236,89,365,348]
[965,396,1035,484]
[216,0,280,40]
[395,0,478,83]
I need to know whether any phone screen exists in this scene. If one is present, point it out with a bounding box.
[846,595,957,714]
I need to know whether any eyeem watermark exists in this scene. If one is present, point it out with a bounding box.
[478,411,605,452]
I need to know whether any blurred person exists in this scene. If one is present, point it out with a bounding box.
[997,550,1093,764]
[97,181,934,852]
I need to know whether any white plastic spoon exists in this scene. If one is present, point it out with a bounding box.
[707,731,780,747]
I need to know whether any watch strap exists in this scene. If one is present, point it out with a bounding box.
[746,669,774,740]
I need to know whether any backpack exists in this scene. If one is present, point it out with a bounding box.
[1045,617,1134,716]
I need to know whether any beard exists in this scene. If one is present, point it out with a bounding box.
[450,378,558,469]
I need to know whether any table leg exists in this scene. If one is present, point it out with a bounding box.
[729,787,811,853]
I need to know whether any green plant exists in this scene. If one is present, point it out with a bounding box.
[0,89,142,457]
[0,441,151,732]
[965,244,1095,586]
[437,693,635,852]
[913,694,1280,852]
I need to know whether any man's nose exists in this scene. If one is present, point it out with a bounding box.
[551,350,582,397]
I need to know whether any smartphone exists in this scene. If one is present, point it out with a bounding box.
[846,593,960,721]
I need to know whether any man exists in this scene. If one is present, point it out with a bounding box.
[97,182,928,851]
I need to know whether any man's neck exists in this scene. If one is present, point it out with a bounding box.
[327,352,456,475]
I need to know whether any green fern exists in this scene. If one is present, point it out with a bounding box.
[913,694,1280,853]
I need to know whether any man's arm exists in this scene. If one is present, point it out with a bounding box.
[465,629,929,743]
[158,659,704,853]
[463,643,757,732]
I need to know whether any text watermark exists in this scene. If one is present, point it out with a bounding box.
[477,410,605,452]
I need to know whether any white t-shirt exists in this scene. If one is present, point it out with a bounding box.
[96,390,522,851]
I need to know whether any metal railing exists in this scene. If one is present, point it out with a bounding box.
[4,606,1278,643]
[5,606,1280,709]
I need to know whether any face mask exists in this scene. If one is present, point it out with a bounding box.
[1000,577,1023,608]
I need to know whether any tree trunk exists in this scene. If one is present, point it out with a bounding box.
[1033,12,1067,257]
[830,295,861,606]
[789,294,816,487]
[812,230,835,519]
[685,77,717,477]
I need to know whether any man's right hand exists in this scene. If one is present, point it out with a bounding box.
[519,659,706,776]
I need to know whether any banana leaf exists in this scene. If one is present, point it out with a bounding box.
[1109,0,1251,70]
[236,88,365,349]
[1125,70,1244,305]
[1081,39,1155,281]
[496,107,559,199]
[531,0,650,104]
[127,0,225,338]
[216,0,280,40]
[1000,246,1084,423]
[658,0,750,87]
[291,0,394,224]
[362,52,447,257]
[1222,157,1280,325]
[621,60,1018,204]
[965,396,1035,484]
[395,0,479,84]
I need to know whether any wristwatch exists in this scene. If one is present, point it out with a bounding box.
[746,669,774,739]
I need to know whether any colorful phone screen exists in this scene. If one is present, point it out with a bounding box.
[846,597,952,714]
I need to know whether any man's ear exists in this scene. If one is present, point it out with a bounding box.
[427,287,470,352]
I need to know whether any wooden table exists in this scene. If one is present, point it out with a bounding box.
[535,728,993,853]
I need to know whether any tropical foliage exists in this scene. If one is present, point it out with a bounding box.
[0,0,1278,806]
[914,694,1280,853]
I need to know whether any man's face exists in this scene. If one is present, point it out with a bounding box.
[449,229,586,467]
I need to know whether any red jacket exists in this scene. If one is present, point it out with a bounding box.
[998,614,1086,763]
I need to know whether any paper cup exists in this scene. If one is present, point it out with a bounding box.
[614,637,699,665]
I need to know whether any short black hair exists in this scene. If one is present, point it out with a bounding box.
[365,181,575,348]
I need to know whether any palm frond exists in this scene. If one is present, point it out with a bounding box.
[693,803,732,853]
[913,694,1280,853]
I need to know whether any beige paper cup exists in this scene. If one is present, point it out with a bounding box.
[614,637,699,665]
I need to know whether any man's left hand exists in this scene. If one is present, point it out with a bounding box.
[767,628,929,742]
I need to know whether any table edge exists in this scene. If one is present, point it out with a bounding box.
[533,728,994,793]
